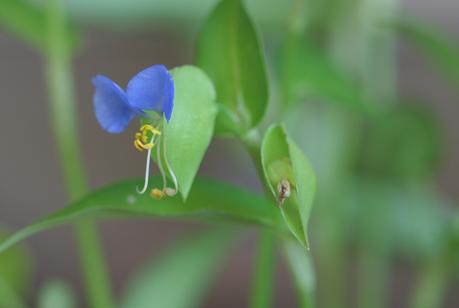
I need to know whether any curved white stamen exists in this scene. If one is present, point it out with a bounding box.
[156,136,168,190]
[136,146,152,194]
[162,136,178,192]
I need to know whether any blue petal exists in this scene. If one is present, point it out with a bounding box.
[126,64,174,121]
[92,75,137,133]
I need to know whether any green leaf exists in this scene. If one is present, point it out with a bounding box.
[163,65,217,200]
[197,0,268,134]
[35,0,295,35]
[0,0,47,49]
[280,35,373,112]
[0,177,282,254]
[283,239,315,308]
[38,279,77,308]
[393,20,459,94]
[261,125,316,247]
[120,229,232,308]
[0,0,79,53]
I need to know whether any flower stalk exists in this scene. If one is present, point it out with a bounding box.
[243,130,277,308]
[46,0,113,307]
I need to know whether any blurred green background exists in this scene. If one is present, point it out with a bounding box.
[1,0,459,307]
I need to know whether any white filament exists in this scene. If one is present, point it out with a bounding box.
[156,137,168,190]
[162,137,178,192]
[136,146,152,194]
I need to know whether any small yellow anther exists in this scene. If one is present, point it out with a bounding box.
[134,139,155,151]
[150,188,164,200]
[141,132,149,143]
[143,142,154,150]
[140,124,153,131]
[134,125,161,152]
[140,124,161,136]
[134,139,145,151]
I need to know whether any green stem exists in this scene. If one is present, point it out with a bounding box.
[410,258,451,308]
[45,1,113,307]
[242,129,265,181]
[313,211,346,308]
[283,239,315,308]
[356,248,390,308]
[249,230,276,308]
[243,130,276,308]
[0,278,26,308]
[356,0,398,306]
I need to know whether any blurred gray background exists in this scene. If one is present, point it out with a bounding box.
[1,0,459,306]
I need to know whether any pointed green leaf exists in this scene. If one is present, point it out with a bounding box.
[0,177,282,254]
[120,230,233,308]
[197,0,268,134]
[161,65,217,200]
[261,125,316,247]
[393,20,459,94]
[38,280,77,308]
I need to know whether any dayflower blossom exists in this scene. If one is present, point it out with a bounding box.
[92,64,177,199]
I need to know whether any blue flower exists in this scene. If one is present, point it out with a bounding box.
[92,64,178,198]
[92,64,174,133]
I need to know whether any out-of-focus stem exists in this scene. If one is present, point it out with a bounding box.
[45,0,113,307]
[411,215,459,308]
[410,258,451,308]
[356,1,398,307]
[249,230,276,308]
[356,247,390,308]
[283,239,315,308]
[243,130,276,308]
[0,278,26,308]
[313,209,346,308]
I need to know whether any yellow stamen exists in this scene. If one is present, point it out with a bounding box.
[140,124,161,136]
[134,140,155,151]
[133,124,161,152]
[150,188,164,200]
[134,124,165,195]
[134,140,144,151]
[141,132,149,143]
[134,139,154,151]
